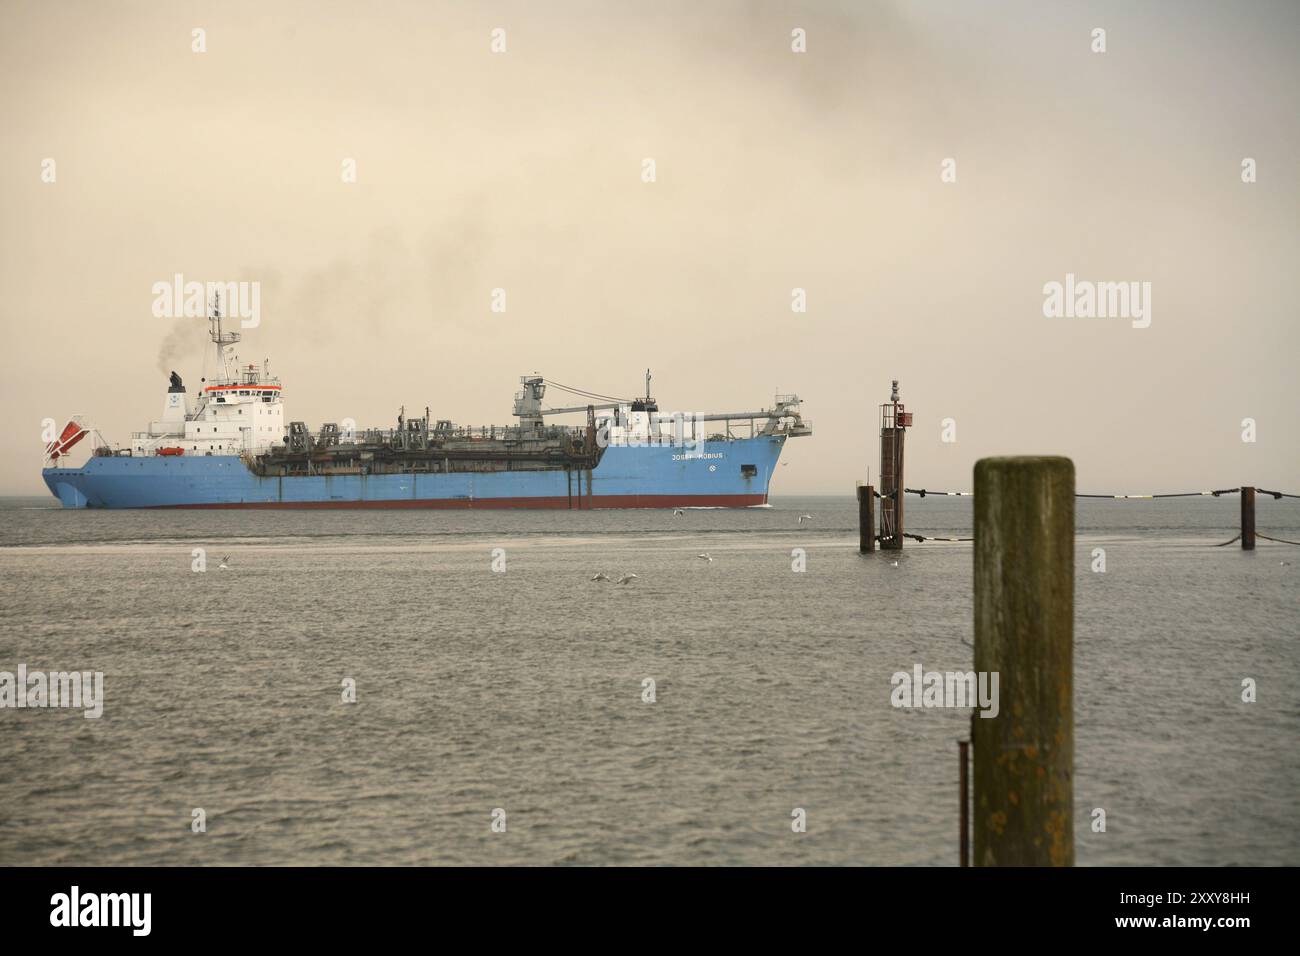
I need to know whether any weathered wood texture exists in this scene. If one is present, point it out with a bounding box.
[1241,486,1256,550]
[973,456,1075,866]
[959,739,970,867]
[858,484,875,553]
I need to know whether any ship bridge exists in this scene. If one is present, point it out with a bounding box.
[129,295,284,458]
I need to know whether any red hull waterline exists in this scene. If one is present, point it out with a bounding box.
[151,493,769,510]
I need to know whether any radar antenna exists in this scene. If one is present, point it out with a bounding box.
[209,290,241,381]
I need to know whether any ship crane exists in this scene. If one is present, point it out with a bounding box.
[515,372,810,438]
[531,400,804,422]
[535,400,623,417]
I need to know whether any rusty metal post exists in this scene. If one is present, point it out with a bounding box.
[858,483,875,553]
[1241,486,1255,550]
[877,382,909,550]
[973,456,1075,867]
[959,739,970,867]
[879,442,905,550]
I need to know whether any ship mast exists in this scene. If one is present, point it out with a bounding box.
[209,290,241,383]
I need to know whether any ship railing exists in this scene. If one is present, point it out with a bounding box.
[289,423,588,450]
[205,373,282,384]
[341,424,586,443]
[604,434,724,447]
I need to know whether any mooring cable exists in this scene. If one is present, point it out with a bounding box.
[874,486,1298,549]
[1257,533,1300,546]
[885,532,1282,547]
[1077,489,1242,499]
[905,487,1269,499]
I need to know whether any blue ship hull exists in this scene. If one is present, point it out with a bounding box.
[43,437,786,509]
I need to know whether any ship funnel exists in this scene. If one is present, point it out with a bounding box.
[162,370,190,423]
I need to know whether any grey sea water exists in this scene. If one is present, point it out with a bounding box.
[0,494,1296,866]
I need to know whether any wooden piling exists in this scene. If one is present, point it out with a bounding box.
[959,739,970,867]
[972,456,1074,867]
[858,483,875,553]
[1241,486,1255,550]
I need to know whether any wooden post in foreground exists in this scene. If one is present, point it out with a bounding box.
[959,739,970,867]
[1241,486,1256,550]
[857,483,875,553]
[973,456,1074,867]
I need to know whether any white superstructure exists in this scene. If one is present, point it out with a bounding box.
[130,296,284,457]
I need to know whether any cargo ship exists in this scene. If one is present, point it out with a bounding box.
[42,302,810,509]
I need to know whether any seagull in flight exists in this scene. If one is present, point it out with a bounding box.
[890,560,899,568]
[696,553,712,562]
[798,514,812,525]
[218,555,230,570]
[591,572,610,582]
[617,573,638,585]
[673,508,685,517]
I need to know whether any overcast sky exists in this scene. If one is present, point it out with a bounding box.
[2,0,1296,495]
